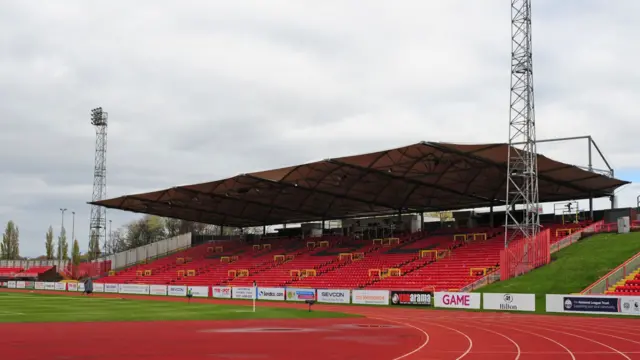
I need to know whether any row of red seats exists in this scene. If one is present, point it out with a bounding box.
[94,222,583,291]
[0,266,53,277]
[96,237,318,285]
[609,273,640,295]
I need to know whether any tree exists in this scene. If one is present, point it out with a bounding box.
[88,230,101,260]
[103,216,216,254]
[71,239,81,266]
[57,227,69,260]
[45,226,55,259]
[110,229,128,253]
[163,218,212,237]
[1,221,20,259]
[124,215,166,248]
[62,238,70,260]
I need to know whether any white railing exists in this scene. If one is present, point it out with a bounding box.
[97,233,192,270]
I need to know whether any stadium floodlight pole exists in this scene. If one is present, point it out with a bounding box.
[109,220,112,255]
[90,107,108,260]
[71,211,75,250]
[504,0,540,247]
[59,208,67,271]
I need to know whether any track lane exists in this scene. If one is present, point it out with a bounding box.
[497,318,639,358]
[476,317,634,360]
[4,289,640,359]
[391,313,572,360]
[524,317,640,344]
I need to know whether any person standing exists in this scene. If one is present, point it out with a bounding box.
[84,278,93,296]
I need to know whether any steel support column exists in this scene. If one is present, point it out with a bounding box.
[504,0,540,246]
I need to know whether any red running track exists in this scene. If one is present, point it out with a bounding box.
[1,290,640,359]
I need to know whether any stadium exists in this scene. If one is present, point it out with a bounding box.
[1,139,640,359]
[2,2,640,360]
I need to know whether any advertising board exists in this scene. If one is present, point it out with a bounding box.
[67,282,78,292]
[7,281,16,289]
[168,285,187,296]
[118,284,150,295]
[149,285,167,296]
[285,288,316,301]
[483,293,535,312]
[93,283,104,292]
[54,282,66,291]
[390,291,433,306]
[77,282,85,292]
[188,286,209,298]
[258,287,285,301]
[212,286,232,299]
[547,294,640,316]
[232,287,254,300]
[44,282,56,291]
[352,290,389,305]
[317,289,350,304]
[105,283,119,293]
[16,281,25,289]
[434,292,481,309]
[34,282,45,290]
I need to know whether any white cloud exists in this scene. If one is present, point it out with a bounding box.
[0,0,638,256]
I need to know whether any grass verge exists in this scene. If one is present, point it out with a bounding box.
[478,231,640,312]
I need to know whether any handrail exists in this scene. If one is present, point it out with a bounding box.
[550,220,604,253]
[581,251,640,294]
[462,221,604,292]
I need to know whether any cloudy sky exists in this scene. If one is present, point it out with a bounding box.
[1,0,638,257]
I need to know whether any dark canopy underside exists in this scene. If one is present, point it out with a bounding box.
[92,142,628,227]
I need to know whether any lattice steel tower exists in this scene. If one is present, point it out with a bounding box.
[504,0,540,246]
[89,107,108,254]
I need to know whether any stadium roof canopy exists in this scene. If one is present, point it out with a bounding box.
[92,142,629,227]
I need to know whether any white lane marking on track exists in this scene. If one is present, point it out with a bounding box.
[366,316,430,360]
[523,319,640,346]
[550,317,640,332]
[356,310,475,359]
[445,319,521,360]
[355,309,635,360]
[498,321,633,359]
[581,322,640,334]
[424,322,473,360]
[463,320,575,360]
[414,316,577,360]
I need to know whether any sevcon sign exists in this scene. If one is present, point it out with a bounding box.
[317,289,350,304]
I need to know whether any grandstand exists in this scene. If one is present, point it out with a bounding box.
[91,220,605,292]
[90,142,629,292]
[0,265,56,279]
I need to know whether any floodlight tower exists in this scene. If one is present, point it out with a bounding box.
[504,0,540,246]
[89,107,108,255]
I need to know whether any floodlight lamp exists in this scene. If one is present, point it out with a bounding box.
[90,107,107,126]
